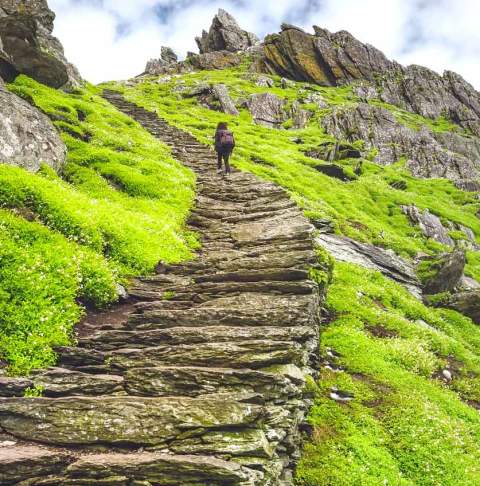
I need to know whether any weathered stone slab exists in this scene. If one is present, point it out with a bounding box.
[0,396,263,446]
[67,452,259,484]
[0,445,73,484]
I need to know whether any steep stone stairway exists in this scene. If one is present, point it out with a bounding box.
[0,91,322,485]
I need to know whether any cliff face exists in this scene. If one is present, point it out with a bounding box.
[0,0,81,88]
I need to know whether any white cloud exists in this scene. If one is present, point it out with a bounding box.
[49,0,480,89]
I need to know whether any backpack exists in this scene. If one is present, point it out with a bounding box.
[219,130,234,149]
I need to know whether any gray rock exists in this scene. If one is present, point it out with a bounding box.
[247,93,288,128]
[291,101,311,129]
[196,9,258,54]
[420,249,466,294]
[301,91,328,108]
[66,452,259,485]
[0,85,66,172]
[402,205,454,247]
[316,233,422,298]
[211,84,239,115]
[322,103,480,188]
[0,0,81,88]
[255,75,274,88]
[442,290,480,323]
[0,445,73,484]
[160,46,177,64]
[0,376,32,397]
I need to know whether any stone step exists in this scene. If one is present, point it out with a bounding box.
[0,395,265,448]
[79,325,315,351]
[123,364,306,399]
[108,340,308,370]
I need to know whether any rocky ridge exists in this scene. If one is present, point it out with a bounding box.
[0,92,324,485]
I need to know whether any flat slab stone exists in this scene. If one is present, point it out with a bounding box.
[0,396,263,447]
[67,452,259,484]
[0,445,73,484]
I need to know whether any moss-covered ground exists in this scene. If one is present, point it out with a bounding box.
[1,76,196,374]
[109,67,480,485]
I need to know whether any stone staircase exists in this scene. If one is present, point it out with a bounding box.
[0,91,323,485]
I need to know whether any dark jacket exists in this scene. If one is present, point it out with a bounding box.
[215,129,235,153]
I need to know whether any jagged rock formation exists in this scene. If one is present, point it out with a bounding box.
[0,0,81,88]
[145,46,178,74]
[442,290,480,324]
[196,9,258,54]
[321,103,480,190]
[0,92,323,485]
[261,24,480,136]
[0,84,66,172]
[211,83,239,115]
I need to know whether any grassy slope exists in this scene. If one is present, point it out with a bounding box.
[1,76,196,374]
[113,68,480,485]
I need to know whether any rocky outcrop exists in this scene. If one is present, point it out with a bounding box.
[211,83,239,115]
[0,84,66,172]
[442,290,480,324]
[196,9,258,54]
[247,92,288,128]
[322,104,480,189]
[0,91,324,485]
[420,249,466,295]
[0,0,81,88]
[145,46,178,74]
[402,205,454,247]
[316,233,422,298]
[260,24,480,138]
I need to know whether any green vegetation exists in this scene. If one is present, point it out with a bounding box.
[108,67,480,485]
[297,262,480,486]
[1,76,195,374]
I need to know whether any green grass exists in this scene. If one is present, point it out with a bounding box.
[296,262,480,486]
[0,76,196,374]
[108,67,480,485]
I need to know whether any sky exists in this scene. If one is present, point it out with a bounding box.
[49,0,480,88]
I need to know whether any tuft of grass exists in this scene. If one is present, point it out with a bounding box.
[1,76,196,374]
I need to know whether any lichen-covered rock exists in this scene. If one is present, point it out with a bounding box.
[402,205,454,247]
[0,376,32,397]
[0,85,66,172]
[196,9,258,54]
[290,101,311,129]
[0,0,81,88]
[144,46,178,74]
[247,93,288,128]
[255,75,274,88]
[0,396,264,446]
[442,290,480,324]
[322,103,480,188]
[420,249,466,295]
[211,83,239,115]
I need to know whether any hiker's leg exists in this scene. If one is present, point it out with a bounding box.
[217,151,223,170]
[224,151,231,174]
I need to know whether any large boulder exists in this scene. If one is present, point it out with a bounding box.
[322,104,480,189]
[211,84,239,115]
[247,93,288,128]
[419,249,466,295]
[0,84,66,172]
[0,0,81,88]
[196,9,258,54]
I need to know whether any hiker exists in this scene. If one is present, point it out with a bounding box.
[214,122,235,176]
